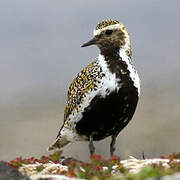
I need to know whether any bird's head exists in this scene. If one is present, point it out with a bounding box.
[82,19,131,57]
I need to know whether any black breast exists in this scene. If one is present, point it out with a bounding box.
[76,88,138,140]
[75,53,139,140]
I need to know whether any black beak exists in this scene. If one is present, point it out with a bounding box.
[81,38,96,47]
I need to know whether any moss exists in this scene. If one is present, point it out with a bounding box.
[36,165,44,172]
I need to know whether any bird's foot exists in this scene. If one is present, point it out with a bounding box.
[110,135,117,156]
[89,136,95,155]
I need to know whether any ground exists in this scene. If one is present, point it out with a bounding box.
[3,151,180,180]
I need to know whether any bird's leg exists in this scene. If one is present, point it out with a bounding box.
[110,135,117,156]
[89,136,95,155]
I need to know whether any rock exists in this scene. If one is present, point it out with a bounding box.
[0,161,29,180]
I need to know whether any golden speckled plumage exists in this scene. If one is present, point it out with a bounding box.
[64,59,105,120]
[96,19,119,30]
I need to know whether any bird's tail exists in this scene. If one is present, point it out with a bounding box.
[47,136,70,151]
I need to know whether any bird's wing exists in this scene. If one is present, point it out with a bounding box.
[64,58,105,120]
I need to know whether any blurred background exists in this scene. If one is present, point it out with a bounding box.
[0,0,180,161]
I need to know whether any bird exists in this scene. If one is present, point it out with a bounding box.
[48,19,140,156]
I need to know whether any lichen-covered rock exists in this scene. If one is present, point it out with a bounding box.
[120,156,180,173]
[19,162,68,177]
[30,174,84,180]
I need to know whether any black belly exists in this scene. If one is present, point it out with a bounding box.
[75,87,139,140]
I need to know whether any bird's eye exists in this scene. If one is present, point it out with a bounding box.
[105,30,113,35]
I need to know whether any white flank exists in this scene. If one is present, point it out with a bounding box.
[98,54,121,97]
[120,49,140,95]
[60,123,87,142]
